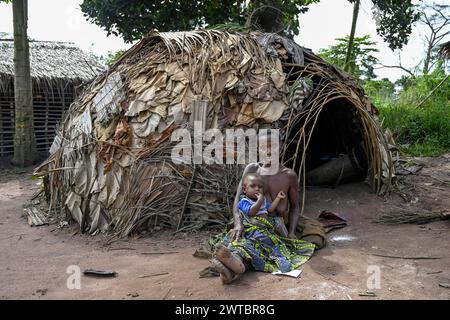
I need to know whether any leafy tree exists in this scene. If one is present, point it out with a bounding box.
[363,78,395,104]
[318,35,379,80]
[395,75,416,91]
[416,2,450,74]
[344,0,420,72]
[79,0,319,43]
[370,0,420,51]
[105,49,125,67]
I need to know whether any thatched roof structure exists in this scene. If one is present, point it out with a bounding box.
[0,40,104,158]
[0,40,103,89]
[439,40,450,60]
[35,30,392,237]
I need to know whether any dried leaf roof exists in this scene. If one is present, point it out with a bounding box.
[34,30,392,237]
[439,40,450,60]
[0,39,104,83]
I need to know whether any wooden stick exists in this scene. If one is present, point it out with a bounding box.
[426,270,442,275]
[416,73,450,108]
[163,288,172,300]
[315,271,352,289]
[141,251,179,255]
[177,164,196,231]
[137,272,169,278]
[369,253,441,260]
[108,247,136,251]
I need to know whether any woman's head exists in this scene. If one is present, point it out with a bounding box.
[242,173,264,200]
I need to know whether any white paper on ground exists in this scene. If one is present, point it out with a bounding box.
[271,269,302,278]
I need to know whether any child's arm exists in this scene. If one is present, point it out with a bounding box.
[268,191,286,214]
[248,193,265,216]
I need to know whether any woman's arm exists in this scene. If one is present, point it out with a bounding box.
[267,197,281,214]
[287,171,300,239]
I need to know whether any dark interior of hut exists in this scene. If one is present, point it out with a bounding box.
[283,98,368,187]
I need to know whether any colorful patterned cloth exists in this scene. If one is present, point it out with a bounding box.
[221,214,315,273]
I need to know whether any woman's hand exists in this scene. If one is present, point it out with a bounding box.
[229,225,244,242]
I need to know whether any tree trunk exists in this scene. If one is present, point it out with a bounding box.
[12,0,36,167]
[422,35,435,75]
[344,0,360,73]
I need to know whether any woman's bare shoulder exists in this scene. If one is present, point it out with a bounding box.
[281,167,298,179]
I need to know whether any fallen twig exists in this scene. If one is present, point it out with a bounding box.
[420,173,450,185]
[369,253,441,260]
[314,271,352,289]
[141,251,179,255]
[359,291,377,297]
[137,272,169,278]
[163,288,172,300]
[83,269,118,277]
[426,271,443,275]
[108,247,136,251]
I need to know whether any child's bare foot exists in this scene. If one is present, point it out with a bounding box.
[215,245,246,274]
[210,258,236,284]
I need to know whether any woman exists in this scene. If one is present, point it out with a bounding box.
[211,162,315,284]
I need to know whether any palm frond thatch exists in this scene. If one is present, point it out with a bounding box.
[376,208,449,224]
[0,40,103,84]
[34,30,393,238]
[439,40,450,60]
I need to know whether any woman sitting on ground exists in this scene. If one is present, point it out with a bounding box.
[211,172,315,284]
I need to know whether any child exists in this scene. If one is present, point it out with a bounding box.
[211,172,314,284]
[238,173,289,237]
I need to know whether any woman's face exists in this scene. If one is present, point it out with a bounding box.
[259,140,272,164]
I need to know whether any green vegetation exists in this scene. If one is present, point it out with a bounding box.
[104,49,125,67]
[318,35,379,80]
[79,0,320,42]
[365,67,450,157]
[80,0,447,157]
[319,26,449,158]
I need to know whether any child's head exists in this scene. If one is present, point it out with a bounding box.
[242,173,264,200]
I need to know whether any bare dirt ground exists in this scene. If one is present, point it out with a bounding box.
[1,156,449,300]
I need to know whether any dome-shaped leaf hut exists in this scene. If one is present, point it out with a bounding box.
[35,31,393,237]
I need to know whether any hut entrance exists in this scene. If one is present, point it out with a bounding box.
[285,98,368,187]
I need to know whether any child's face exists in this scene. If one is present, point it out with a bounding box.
[243,176,264,200]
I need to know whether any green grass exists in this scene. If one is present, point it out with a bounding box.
[401,142,447,157]
[378,102,450,157]
[367,70,450,157]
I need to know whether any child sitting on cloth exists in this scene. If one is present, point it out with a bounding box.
[238,173,289,237]
[211,172,315,283]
